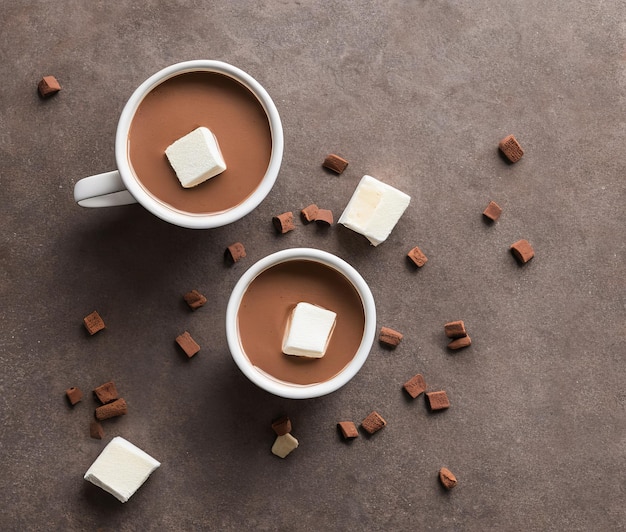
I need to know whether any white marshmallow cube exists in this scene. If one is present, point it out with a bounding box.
[271,433,299,458]
[338,175,411,246]
[165,126,227,188]
[282,302,337,358]
[84,436,161,503]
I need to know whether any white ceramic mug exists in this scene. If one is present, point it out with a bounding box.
[226,248,377,399]
[73,60,284,229]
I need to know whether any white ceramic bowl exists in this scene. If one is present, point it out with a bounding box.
[226,248,376,399]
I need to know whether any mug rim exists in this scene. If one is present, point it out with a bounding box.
[225,248,377,399]
[115,60,284,229]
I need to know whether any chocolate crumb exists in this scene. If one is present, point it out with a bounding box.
[337,421,359,439]
[65,387,83,406]
[439,467,458,489]
[403,374,427,399]
[95,398,128,420]
[83,311,105,335]
[272,212,295,234]
[225,242,246,264]
[176,331,200,358]
[314,208,334,226]
[322,154,349,174]
[271,415,292,436]
[498,134,524,163]
[379,326,403,348]
[426,391,450,411]
[184,289,207,310]
[483,201,502,222]
[444,320,467,339]
[448,335,471,350]
[38,75,61,97]
[93,381,119,405]
[89,421,104,440]
[510,239,534,264]
[361,411,386,434]
[407,245,428,267]
[300,204,319,223]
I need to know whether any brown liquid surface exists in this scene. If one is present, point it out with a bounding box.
[128,71,272,214]
[237,260,366,385]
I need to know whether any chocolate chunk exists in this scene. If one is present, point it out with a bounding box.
[83,311,105,335]
[482,200,502,222]
[510,239,534,264]
[65,387,83,406]
[272,212,295,234]
[361,411,386,434]
[183,289,207,310]
[337,421,359,439]
[93,381,119,405]
[95,398,128,420]
[322,153,349,174]
[271,415,292,436]
[300,204,319,223]
[444,320,467,339]
[314,208,334,226]
[498,134,524,162]
[439,467,458,489]
[379,326,403,348]
[426,391,450,411]
[89,421,104,440]
[38,75,61,97]
[403,374,427,399]
[176,331,200,358]
[225,242,246,264]
[407,245,428,267]
[448,335,471,350]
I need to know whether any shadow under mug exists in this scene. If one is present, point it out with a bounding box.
[73,60,284,229]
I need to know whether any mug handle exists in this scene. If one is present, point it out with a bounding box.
[74,170,137,207]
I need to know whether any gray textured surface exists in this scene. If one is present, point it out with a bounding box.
[1,2,625,530]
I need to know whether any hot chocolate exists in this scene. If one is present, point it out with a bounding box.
[127,71,272,214]
[237,260,366,385]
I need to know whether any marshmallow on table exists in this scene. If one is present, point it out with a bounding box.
[282,302,337,358]
[338,175,411,246]
[84,436,160,503]
[272,433,299,458]
[165,126,227,188]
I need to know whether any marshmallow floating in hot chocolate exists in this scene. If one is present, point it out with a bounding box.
[338,175,410,246]
[282,302,337,358]
[165,126,227,188]
[84,436,160,503]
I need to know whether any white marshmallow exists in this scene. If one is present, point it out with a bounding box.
[338,175,411,246]
[271,433,299,458]
[282,302,337,358]
[165,126,227,188]
[84,436,160,503]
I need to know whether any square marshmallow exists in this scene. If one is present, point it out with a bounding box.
[84,436,160,503]
[165,126,227,188]
[282,302,337,358]
[338,175,411,246]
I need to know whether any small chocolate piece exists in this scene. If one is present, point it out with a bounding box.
[176,331,200,358]
[426,391,450,411]
[65,387,83,406]
[271,416,292,436]
[337,421,359,440]
[510,239,534,264]
[322,153,349,174]
[439,467,458,489]
[403,374,427,399]
[83,311,105,335]
[361,411,386,434]
[300,204,319,223]
[483,201,502,222]
[407,246,428,267]
[90,421,104,440]
[93,381,119,405]
[314,209,334,226]
[498,134,524,163]
[444,320,467,339]
[448,335,471,350]
[95,398,128,420]
[38,75,61,97]
[379,326,403,348]
[183,289,207,310]
[272,212,295,234]
[225,242,246,264]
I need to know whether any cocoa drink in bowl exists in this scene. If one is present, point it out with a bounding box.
[73,60,283,229]
[226,248,377,399]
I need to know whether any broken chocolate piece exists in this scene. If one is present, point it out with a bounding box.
[407,245,428,267]
[448,335,471,350]
[322,153,349,174]
[90,421,104,440]
[426,391,450,411]
[483,201,502,222]
[93,381,119,405]
[444,320,467,339]
[83,311,105,335]
[272,212,295,234]
[176,331,200,358]
[337,421,359,439]
[300,204,319,223]
[184,289,207,310]
[95,398,128,420]
[225,242,246,264]
[403,374,427,399]
[314,209,334,226]
[498,134,524,162]
[65,387,83,406]
[38,75,61,97]
[439,467,458,489]
[361,411,386,434]
[271,416,292,436]
[379,326,403,348]
[510,239,534,264]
